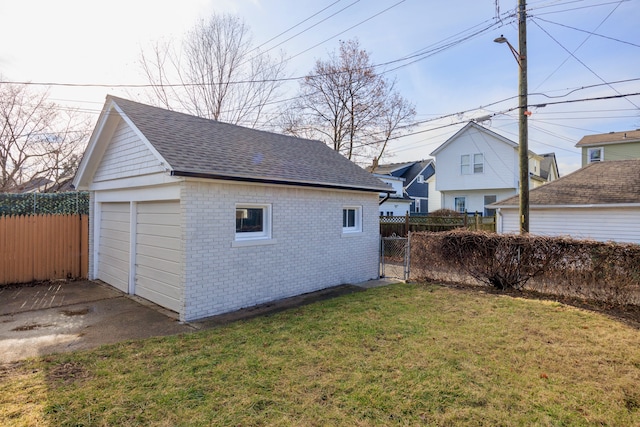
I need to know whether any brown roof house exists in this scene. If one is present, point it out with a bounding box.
[576,129,640,166]
[491,159,640,244]
[73,96,390,321]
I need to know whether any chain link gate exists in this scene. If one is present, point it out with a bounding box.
[380,233,410,281]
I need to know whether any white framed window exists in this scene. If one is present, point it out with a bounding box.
[342,206,362,233]
[588,147,603,163]
[460,155,470,174]
[454,197,466,213]
[461,153,484,174]
[235,204,271,241]
[416,175,425,184]
[484,195,497,217]
[473,153,484,173]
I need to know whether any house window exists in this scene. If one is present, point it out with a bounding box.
[416,175,424,184]
[454,197,466,213]
[460,155,470,174]
[461,153,484,174]
[484,195,497,217]
[588,147,603,163]
[235,204,271,240]
[474,153,484,173]
[343,206,362,233]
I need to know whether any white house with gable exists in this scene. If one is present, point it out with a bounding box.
[73,96,391,321]
[430,122,557,216]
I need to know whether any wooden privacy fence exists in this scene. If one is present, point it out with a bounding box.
[380,213,496,237]
[0,214,89,285]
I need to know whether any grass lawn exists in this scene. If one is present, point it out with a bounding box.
[1,283,639,426]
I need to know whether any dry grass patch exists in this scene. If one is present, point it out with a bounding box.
[1,283,639,426]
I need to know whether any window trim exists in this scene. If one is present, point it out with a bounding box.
[587,147,603,163]
[454,196,466,213]
[342,206,362,233]
[460,154,470,175]
[473,153,484,174]
[235,203,272,241]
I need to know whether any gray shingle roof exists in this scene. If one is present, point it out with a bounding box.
[110,96,389,193]
[492,159,640,206]
[575,129,640,147]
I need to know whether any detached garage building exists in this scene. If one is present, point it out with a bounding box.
[492,159,640,244]
[73,96,390,321]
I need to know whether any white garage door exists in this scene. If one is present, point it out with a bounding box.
[135,201,182,313]
[97,202,130,292]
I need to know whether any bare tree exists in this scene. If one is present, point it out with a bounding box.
[0,80,90,192]
[140,14,287,128]
[280,39,415,167]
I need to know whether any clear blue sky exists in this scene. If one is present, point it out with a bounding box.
[1,0,638,174]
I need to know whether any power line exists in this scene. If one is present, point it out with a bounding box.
[533,16,640,48]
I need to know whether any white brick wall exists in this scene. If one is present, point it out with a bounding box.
[181,180,380,321]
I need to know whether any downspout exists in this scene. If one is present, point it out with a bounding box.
[379,193,391,206]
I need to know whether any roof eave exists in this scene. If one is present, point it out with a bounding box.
[494,203,640,209]
[171,170,391,193]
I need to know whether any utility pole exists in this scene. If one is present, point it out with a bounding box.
[518,0,529,233]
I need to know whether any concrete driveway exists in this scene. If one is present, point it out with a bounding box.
[0,280,194,363]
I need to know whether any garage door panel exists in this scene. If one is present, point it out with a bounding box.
[137,213,181,226]
[100,219,129,233]
[136,285,181,313]
[97,258,128,292]
[137,234,181,251]
[99,233,129,250]
[135,201,182,314]
[98,202,130,292]
[137,223,181,239]
[136,255,180,276]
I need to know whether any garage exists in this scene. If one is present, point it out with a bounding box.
[97,202,130,292]
[135,201,182,313]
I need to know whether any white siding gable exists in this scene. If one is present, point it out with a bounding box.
[94,120,166,182]
[435,126,518,192]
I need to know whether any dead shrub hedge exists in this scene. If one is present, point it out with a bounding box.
[411,230,640,306]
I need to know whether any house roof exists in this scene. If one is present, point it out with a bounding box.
[430,122,517,157]
[492,159,640,207]
[575,129,640,147]
[368,159,435,185]
[76,96,390,193]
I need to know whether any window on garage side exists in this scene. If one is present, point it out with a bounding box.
[235,204,271,240]
[342,206,362,233]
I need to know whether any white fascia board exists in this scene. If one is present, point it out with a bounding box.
[94,183,181,203]
[89,173,181,192]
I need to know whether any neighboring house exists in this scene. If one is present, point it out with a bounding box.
[7,177,53,193]
[430,122,557,216]
[73,96,390,321]
[576,129,640,166]
[368,159,439,214]
[373,174,413,216]
[491,159,640,244]
[6,177,75,193]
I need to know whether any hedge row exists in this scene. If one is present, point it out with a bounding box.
[410,230,640,306]
[0,192,89,216]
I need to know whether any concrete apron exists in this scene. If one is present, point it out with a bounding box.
[0,281,193,364]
